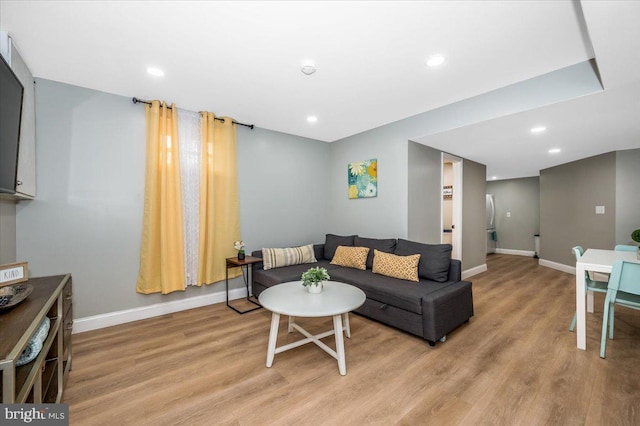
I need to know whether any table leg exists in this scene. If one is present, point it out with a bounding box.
[226,262,261,314]
[288,316,294,333]
[333,314,346,375]
[266,313,280,367]
[225,262,229,306]
[242,265,250,299]
[587,290,594,313]
[576,264,587,350]
[343,312,351,338]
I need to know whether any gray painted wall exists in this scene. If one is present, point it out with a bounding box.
[540,152,616,266]
[324,61,600,239]
[328,116,488,271]
[486,177,540,252]
[237,126,329,250]
[328,128,408,239]
[461,159,487,271]
[0,199,16,264]
[407,142,442,244]
[308,61,601,271]
[615,149,640,246]
[17,79,328,318]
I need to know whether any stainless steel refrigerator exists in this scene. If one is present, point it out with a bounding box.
[486,194,496,254]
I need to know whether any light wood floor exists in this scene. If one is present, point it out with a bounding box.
[64,255,640,425]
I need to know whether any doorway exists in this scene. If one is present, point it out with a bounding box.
[442,153,462,260]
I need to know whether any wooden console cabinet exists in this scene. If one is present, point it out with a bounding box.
[0,274,72,403]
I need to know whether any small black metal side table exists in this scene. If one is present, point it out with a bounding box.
[225,256,262,314]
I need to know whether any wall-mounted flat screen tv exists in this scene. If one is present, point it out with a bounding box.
[0,52,24,194]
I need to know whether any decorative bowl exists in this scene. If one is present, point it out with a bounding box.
[0,283,33,311]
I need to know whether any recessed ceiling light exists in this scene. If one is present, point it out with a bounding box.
[548,148,561,154]
[491,176,497,180]
[307,116,318,123]
[146,67,164,77]
[530,126,547,133]
[426,55,445,67]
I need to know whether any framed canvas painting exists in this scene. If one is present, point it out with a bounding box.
[348,159,377,199]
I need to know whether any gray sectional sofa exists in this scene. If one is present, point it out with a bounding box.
[251,234,474,346]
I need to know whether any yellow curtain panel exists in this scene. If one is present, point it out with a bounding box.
[198,113,242,285]
[136,101,186,294]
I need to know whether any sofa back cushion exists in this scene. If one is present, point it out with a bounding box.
[262,244,317,270]
[372,249,420,282]
[354,236,397,269]
[394,239,452,282]
[324,234,357,260]
[330,246,369,270]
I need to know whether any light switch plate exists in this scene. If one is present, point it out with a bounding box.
[596,206,605,214]
[506,212,511,217]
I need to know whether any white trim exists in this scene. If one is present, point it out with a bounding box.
[0,32,11,65]
[73,287,248,334]
[462,264,487,279]
[441,153,463,261]
[539,258,575,275]
[495,248,535,257]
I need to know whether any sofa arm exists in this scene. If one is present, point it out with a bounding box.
[422,280,473,342]
[250,250,264,271]
[448,259,462,282]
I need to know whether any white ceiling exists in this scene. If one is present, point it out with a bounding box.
[1,1,640,179]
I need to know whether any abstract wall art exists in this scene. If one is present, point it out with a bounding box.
[348,158,377,199]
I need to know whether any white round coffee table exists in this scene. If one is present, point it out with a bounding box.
[259,280,366,376]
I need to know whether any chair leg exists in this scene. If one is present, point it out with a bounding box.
[569,312,577,332]
[608,304,615,339]
[600,301,611,359]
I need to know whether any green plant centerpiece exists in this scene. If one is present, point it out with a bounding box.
[301,267,330,293]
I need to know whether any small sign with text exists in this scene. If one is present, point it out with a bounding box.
[0,262,28,286]
[1,404,68,425]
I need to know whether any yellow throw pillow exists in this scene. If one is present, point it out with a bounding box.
[330,246,370,270]
[372,249,420,282]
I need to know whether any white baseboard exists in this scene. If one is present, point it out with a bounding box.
[495,248,536,257]
[73,287,248,334]
[462,264,487,279]
[539,258,575,275]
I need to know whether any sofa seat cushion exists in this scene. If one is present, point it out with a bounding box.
[253,260,337,287]
[329,267,453,314]
[354,236,397,269]
[394,239,452,283]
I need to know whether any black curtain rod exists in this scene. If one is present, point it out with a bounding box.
[132,97,254,129]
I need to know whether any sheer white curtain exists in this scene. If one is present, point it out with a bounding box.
[177,109,201,286]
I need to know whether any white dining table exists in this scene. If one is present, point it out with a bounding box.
[575,248,639,350]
